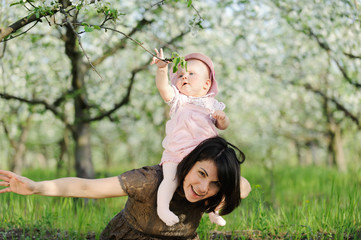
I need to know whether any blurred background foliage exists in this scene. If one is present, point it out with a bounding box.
[0,0,360,177]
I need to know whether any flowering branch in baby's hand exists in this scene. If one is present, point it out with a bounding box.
[151,49,187,73]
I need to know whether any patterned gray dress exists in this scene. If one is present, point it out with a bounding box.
[100,165,207,240]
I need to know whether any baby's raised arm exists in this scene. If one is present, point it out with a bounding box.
[150,48,175,102]
[0,170,126,199]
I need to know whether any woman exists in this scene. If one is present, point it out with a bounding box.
[0,137,251,240]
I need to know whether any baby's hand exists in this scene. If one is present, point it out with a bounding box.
[212,110,227,121]
[212,110,229,130]
[150,48,169,69]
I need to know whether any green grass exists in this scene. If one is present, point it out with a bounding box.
[1,165,360,239]
[0,169,128,239]
[0,192,126,239]
[198,165,361,239]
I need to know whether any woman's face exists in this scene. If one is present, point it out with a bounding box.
[183,160,221,202]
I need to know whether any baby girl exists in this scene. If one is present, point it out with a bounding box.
[151,48,229,226]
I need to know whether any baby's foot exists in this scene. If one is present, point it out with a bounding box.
[157,208,180,226]
[209,212,226,226]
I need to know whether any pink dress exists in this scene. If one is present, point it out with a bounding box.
[161,86,225,164]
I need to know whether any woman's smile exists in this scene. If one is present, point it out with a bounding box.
[191,186,205,198]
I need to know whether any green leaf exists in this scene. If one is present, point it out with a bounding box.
[171,52,187,73]
[187,0,192,7]
[30,35,42,43]
[173,57,181,73]
[182,61,187,71]
[196,21,204,29]
[84,26,93,32]
[172,52,180,58]
[10,1,23,6]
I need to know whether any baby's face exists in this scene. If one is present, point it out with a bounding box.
[175,60,211,97]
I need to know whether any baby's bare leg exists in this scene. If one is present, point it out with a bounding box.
[209,176,251,226]
[208,211,227,226]
[157,162,179,226]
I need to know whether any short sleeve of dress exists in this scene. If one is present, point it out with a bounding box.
[213,99,226,111]
[165,85,179,106]
[166,85,185,116]
[118,165,162,203]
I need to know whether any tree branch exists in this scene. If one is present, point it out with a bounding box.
[306,29,361,88]
[0,93,58,114]
[99,25,158,59]
[0,7,62,42]
[151,0,166,8]
[87,18,154,68]
[273,3,361,89]
[302,83,360,128]
[61,7,104,81]
[343,51,361,59]
[0,120,17,149]
[0,13,50,42]
[332,58,361,88]
[84,64,146,122]
[0,92,74,132]
[0,0,78,42]
[307,28,331,51]
[2,20,41,41]
[84,30,190,123]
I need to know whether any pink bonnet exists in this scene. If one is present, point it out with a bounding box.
[169,52,218,96]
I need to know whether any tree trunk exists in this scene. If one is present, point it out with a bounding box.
[322,84,347,172]
[57,127,70,177]
[101,136,112,170]
[310,142,317,165]
[10,115,32,174]
[65,21,95,179]
[329,121,347,172]
[304,141,313,166]
[294,140,302,166]
[74,122,94,178]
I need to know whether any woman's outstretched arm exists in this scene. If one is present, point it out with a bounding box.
[0,170,127,199]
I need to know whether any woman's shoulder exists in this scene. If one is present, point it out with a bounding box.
[120,165,162,183]
[118,165,163,199]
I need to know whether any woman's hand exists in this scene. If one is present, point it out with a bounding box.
[0,170,36,195]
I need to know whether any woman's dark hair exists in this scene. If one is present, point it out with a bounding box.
[177,136,245,215]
